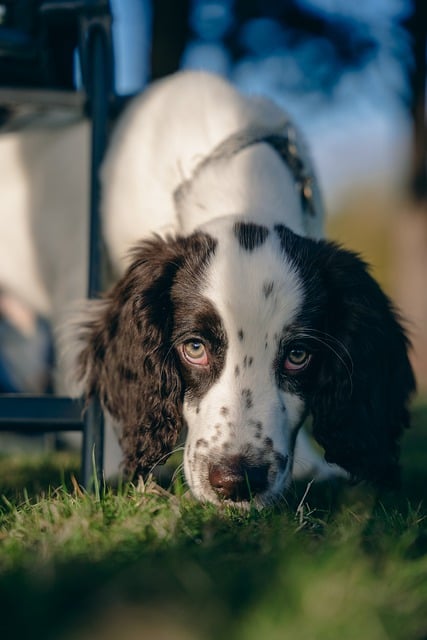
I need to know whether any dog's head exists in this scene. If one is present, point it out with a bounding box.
[71,219,415,507]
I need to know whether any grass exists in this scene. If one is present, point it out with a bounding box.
[1,405,427,640]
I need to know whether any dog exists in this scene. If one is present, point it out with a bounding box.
[0,71,414,507]
[61,71,415,508]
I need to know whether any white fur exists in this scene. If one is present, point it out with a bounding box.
[101,71,323,272]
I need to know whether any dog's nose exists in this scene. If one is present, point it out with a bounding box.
[208,457,269,502]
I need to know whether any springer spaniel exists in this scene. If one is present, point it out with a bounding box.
[65,71,414,507]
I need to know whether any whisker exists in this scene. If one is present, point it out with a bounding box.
[297,328,353,370]
[293,329,354,393]
[171,462,186,485]
[267,491,288,511]
[148,445,185,476]
[293,456,315,471]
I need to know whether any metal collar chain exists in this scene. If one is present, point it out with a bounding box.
[174,120,317,219]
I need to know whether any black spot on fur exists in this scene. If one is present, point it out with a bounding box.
[242,355,253,369]
[238,329,244,341]
[234,222,269,251]
[242,388,253,409]
[264,437,273,449]
[249,420,263,439]
[263,281,274,298]
[235,365,240,377]
[220,406,230,417]
[196,438,208,449]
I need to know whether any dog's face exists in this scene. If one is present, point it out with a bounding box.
[177,220,312,506]
[74,219,415,508]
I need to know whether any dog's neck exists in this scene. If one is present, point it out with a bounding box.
[173,122,321,237]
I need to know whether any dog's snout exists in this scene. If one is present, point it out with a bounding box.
[208,457,269,502]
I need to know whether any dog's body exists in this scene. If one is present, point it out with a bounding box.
[0,72,415,507]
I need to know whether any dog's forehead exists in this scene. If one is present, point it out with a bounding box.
[199,219,304,334]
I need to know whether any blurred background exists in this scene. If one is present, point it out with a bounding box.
[150,0,427,394]
[0,0,426,404]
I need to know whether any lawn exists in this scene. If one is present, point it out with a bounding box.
[1,405,427,640]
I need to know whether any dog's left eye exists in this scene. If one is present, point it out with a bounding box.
[284,348,311,372]
[181,341,209,366]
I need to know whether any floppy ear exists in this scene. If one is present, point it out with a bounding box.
[71,235,193,477]
[309,244,416,488]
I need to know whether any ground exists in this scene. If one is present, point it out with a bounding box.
[0,403,426,640]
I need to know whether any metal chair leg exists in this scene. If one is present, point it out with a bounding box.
[81,22,112,488]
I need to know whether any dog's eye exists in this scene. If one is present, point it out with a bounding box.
[181,341,209,366]
[284,348,311,372]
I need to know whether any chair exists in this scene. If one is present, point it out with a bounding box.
[0,0,115,487]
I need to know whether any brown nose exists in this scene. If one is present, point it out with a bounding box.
[208,457,270,502]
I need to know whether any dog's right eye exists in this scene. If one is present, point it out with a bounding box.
[181,341,209,367]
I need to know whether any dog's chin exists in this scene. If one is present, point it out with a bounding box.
[196,489,286,511]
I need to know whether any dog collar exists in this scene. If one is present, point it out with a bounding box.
[174,120,318,219]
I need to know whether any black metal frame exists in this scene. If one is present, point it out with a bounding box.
[0,0,114,488]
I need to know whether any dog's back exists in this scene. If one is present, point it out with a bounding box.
[0,71,322,315]
[101,71,324,272]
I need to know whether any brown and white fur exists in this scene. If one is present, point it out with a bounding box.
[67,71,414,507]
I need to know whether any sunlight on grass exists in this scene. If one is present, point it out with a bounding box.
[0,404,426,639]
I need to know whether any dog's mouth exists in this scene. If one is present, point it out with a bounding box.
[201,483,288,511]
